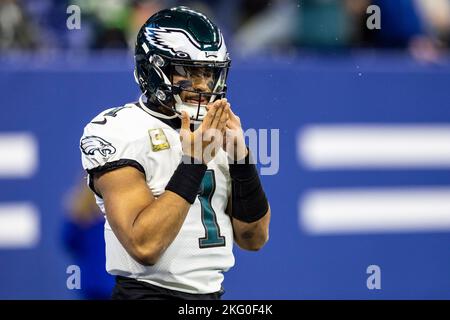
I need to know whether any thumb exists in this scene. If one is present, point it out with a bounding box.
[180,111,190,131]
[228,106,236,119]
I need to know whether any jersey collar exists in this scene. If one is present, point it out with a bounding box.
[136,96,181,130]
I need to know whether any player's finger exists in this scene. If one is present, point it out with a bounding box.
[180,111,191,132]
[210,100,225,130]
[216,103,229,131]
[202,101,219,129]
[205,98,225,128]
[227,106,241,125]
[227,105,237,119]
[225,106,236,128]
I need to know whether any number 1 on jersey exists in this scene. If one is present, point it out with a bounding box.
[198,170,226,248]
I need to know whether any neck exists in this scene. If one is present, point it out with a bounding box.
[138,95,181,129]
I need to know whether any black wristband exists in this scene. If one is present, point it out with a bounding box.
[227,147,255,165]
[229,151,269,223]
[165,156,207,204]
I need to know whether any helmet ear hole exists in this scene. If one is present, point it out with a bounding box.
[155,89,167,101]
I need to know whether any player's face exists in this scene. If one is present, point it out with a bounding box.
[172,66,215,105]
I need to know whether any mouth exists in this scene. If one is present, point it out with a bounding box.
[185,97,208,105]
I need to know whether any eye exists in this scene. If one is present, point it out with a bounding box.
[176,79,193,89]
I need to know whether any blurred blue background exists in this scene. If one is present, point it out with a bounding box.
[1,0,450,299]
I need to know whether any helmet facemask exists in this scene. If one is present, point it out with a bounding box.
[145,55,230,122]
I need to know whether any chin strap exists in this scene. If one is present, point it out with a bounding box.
[138,93,204,125]
[174,101,207,122]
[138,94,179,120]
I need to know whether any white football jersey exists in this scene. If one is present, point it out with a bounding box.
[80,102,235,294]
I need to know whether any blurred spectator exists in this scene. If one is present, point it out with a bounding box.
[70,0,131,49]
[296,0,369,49]
[236,0,272,28]
[62,176,114,300]
[368,0,444,62]
[177,0,238,37]
[233,0,298,55]
[128,0,169,48]
[0,0,39,50]
[232,0,370,54]
[369,0,424,48]
[344,0,372,47]
[68,0,171,50]
[1,0,449,55]
[415,0,450,47]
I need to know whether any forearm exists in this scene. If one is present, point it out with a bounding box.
[233,207,270,251]
[228,149,271,250]
[131,190,191,262]
[131,156,207,264]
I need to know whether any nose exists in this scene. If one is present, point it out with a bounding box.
[192,76,211,93]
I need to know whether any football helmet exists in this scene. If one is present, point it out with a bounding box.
[134,6,230,122]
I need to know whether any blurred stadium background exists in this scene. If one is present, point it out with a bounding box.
[1,0,450,299]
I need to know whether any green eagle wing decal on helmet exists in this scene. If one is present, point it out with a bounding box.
[143,26,226,61]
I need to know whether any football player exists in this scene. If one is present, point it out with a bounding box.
[80,6,270,300]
